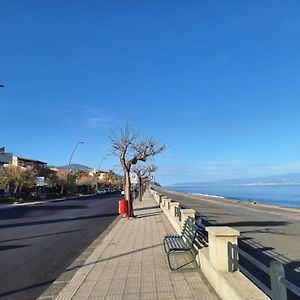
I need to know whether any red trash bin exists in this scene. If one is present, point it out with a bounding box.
[119,199,128,217]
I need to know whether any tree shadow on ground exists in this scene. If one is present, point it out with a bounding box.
[135,212,161,219]
[0,213,119,230]
[0,229,81,243]
[0,204,89,220]
[0,279,54,298]
[67,243,162,272]
[216,220,291,227]
[133,205,159,211]
[0,244,29,251]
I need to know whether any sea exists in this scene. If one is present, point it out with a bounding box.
[168,184,300,209]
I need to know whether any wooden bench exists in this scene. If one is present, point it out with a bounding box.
[163,217,198,270]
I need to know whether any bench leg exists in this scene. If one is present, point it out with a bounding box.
[166,250,196,271]
[167,251,176,270]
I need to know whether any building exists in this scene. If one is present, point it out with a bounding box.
[0,146,47,168]
[89,169,108,180]
[12,156,47,168]
[0,147,13,166]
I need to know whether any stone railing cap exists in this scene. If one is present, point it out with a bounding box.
[206,226,240,237]
[180,208,196,213]
[169,202,180,205]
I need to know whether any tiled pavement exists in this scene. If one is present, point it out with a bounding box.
[55,191,219,300]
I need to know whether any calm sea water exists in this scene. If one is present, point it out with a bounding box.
[168,184,300,208]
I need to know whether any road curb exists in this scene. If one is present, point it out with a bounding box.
[37,214,121,300]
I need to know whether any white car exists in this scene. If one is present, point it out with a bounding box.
[96,189,106,194]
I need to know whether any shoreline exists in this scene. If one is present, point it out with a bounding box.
[161,187,300,218]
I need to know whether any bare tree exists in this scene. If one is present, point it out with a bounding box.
[110,125,165,217]
[133,164,157,202]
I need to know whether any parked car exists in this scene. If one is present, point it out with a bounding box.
[104,188,111,194]
[96,189,106,194]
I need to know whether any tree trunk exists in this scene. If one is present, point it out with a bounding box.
[60,184,64,195]
[138,176,142,202]
[124,170,134,217]
[18,184,23,198]
[14,184,19,197]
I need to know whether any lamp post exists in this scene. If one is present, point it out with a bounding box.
[98,157,107,171]
[68,141,85,172]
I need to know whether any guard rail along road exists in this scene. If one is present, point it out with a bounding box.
[149,187,300,300]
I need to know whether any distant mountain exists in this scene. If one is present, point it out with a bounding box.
[56,164,92,172]
[169,173,300,187]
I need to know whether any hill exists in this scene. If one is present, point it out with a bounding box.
[56,164,92,172]
[169,173,300,187]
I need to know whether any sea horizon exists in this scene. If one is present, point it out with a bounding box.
[166,183,300,209]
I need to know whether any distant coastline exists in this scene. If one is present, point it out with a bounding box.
[160,187,300,216]
[166,184,300,209]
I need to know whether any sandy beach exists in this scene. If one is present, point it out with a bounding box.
[155,186,300,297]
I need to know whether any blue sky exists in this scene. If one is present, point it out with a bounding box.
[1,1,300,185]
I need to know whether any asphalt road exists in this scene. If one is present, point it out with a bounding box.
[0,193,120,300]
[156,187,300,299]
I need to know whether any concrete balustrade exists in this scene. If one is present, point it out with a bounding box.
[157,194,162,205]
[180,208,196,228]
[160,196,169,210]
[206,227,240,272]
[169,202,180,218]
[165,198,171,210]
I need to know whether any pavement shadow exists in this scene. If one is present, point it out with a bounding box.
[216,220,291,227]
[0,213,119,230]
[135,212,161,219]
[0,229,81,243]
[0,204,89,220]
[67,243,162,272]
[0,244,29,251]
[0,279,54,298]
[134,205,159,211]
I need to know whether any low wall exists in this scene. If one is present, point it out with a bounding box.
[149,187,269,300]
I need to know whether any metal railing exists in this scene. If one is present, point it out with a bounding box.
[174,206,181,221]
[228,242,300,299]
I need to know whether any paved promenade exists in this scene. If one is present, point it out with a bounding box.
[54,191,219,300]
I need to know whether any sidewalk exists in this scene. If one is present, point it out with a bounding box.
[54,191,219,300]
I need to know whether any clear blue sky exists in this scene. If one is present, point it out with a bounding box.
[1,1,300,185]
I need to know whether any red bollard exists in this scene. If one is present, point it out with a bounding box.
[119,199,128,217]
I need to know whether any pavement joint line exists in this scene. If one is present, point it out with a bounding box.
[37,214,121,300]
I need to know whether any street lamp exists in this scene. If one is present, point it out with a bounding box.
[97,157,107,171]
[68,141,85,172]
